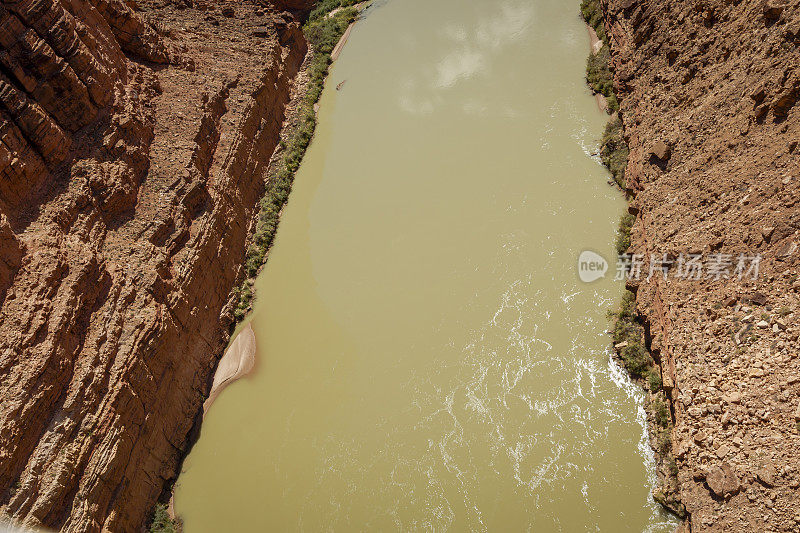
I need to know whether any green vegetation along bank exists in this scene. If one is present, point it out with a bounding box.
[580,0,686,520]
[233,2,366,321]
[149,3,368,532]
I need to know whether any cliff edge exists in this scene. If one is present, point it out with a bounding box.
[602,0,800,530]
[0,0,311,530]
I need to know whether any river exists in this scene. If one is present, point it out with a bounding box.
[175,0,677,530]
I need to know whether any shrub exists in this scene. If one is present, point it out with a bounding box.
[150,504,180,533]
[620,341,650,378]
[647,368,663,392]
[601,116,629,189]
[308,0,338,21]
[610,289,638,344]
[657,428,672,454]
[305,7,358,54]
[605,93,619,112]
[234,283,253,322]
[653,396,671,428]
[611,317,639,346]
[580,0,607,44]
[615,212,635,255]
[581,0,620,114]
[667,457,679,478]
[610,289,661,383]
[618,288,636,316]
[586,44,613,97]
[308,0,360,23]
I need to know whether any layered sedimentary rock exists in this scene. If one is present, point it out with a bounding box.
[0,0,308,530]
[602,0,800,530]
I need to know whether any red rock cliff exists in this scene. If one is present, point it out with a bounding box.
[602,0,800,530]
[0,0,309,530]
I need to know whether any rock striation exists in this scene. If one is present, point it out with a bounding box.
[0,0,309,530]
[601,0,800,530]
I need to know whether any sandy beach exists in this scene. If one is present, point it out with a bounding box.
[331,21,355,61]
[202,322,257,415]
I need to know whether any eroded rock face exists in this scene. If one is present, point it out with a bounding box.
[602,0,800,530]
[0,0,308,531]
[0,215,23,300]
[273,0,317,16]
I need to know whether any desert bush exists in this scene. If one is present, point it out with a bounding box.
[620,341,650,378]
[586,45,613,96]
[647,368,663,392]
[601,116,629,189]
[653,396,671,429]
[580,0,607,43]
[615,212,635,255]
[150,504,180,533]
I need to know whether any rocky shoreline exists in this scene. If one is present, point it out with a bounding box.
[162,11,367,524]
[588,1,800,531]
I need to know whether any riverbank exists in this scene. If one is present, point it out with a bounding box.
[159,3,371,530]
[581,0,684,523]
[205,1,368,412]
[585,25,607,112]
[591,0,800,531]
[232,1,370,322]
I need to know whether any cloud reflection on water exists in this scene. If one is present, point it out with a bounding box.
[397,1,535,116]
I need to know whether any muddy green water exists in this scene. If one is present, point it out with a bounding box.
[175,0,677,530]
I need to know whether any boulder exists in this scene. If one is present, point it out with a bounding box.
[750,86,767,103]
[706,462,741,498]
[651,140,671,161]
[756,465,777,487]
[763,2,785,21]
[749,291,768,306]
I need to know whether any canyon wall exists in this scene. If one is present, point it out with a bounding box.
[0,0,311,530]
[603,0,800,531]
